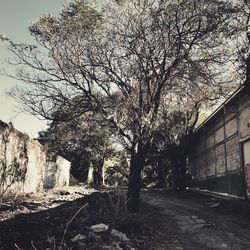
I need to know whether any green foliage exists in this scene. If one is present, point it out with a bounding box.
[29,0,102,42]
[61,0,102,31]
[6,0,244,210]
[104,151,129,186]
[38,110,114,183]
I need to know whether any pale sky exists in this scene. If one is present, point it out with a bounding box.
[0,0,70,137]
[0,0,106,137]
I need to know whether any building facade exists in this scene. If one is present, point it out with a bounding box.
[189,85,250,198]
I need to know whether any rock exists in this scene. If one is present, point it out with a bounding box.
[191,215,198,219]
[86,245,102,250]
[71,234,87,243]
[87,232,102,243]
[91,224,109,233]
[194,218,206,224]
[75,241,87,250]
[123,244,136,250]
[208,202,220,208]
[110,229,129,242]
[102,243,123,250]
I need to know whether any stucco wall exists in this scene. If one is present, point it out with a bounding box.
[0,121,70,194]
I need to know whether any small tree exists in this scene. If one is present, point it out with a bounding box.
[5,0,238,211]
[38,109,114,185]
[105,150,129,186]
[144,101,200,189]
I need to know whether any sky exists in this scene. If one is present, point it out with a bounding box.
[0,0,73,137]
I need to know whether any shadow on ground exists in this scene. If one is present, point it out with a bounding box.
[0,192,115,249]
[143,189,250,219]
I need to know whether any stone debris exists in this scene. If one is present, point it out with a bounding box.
[110,229,130,242]
[87,232,102,243]
[71,234,87,243]
[71,223,134,250]
[190,215,198,219]
[208,202,221,208]
[102,243,123,250]
[176,215,211,233]
[194,218,206,224]
[0,185,97,222]
[75,241,87,249]
[91,223,109,233]
[175,247,184,250]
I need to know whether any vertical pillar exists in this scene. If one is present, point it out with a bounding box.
[213,123,217,177]
[223,106,230,194]
[203,125,208,190]
[236,101,247,198]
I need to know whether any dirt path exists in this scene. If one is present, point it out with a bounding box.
[1,188,250,250]
[141,190,250,250]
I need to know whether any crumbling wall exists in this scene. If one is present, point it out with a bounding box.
[0,120,70,194]
[43,155,70,189]
[24,139,47,192]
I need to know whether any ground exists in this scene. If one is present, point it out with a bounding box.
[142,190,250,250]
[0,187,250,249]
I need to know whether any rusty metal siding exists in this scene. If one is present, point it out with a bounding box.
[225,118,237,138]
[226,136,240,172]
[189,86,249,197]
[215,144,226,176]
[206,149,216,177]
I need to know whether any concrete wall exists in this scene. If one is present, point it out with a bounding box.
[189,86,250,197]
[0,121,70,194]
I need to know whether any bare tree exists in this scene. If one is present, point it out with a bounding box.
[4,0,237,211]
[239,0,250,90]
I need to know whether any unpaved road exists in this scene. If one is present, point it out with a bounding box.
[142,190,250,250]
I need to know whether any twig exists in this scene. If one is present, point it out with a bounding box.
[47,235,56,250]
[14,243,23,250]
[60,203,88,247]
[31,240,39,250]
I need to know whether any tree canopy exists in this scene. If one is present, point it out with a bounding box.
[5,0,242,211]
[38,107,114,185]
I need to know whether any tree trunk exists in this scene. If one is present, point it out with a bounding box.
[92,156,105,186]
[155,159,167,188]
[97,161,104,185]
[127,145,147,212]
[246,32,250,95]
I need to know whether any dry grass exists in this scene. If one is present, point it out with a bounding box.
[0,187,178,249]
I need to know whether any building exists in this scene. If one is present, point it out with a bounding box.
[189,85,250,198]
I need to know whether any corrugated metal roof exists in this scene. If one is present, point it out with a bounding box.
[195,84,245,132]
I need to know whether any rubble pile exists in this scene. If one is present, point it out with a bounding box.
[70,223,135,250]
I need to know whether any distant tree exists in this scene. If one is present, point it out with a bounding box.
[38,109,114,186]
[219,0,250,90]
[105,150,129,186]
[6,0,238,211]
[144,103,199,189]
[237,0,250,90]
